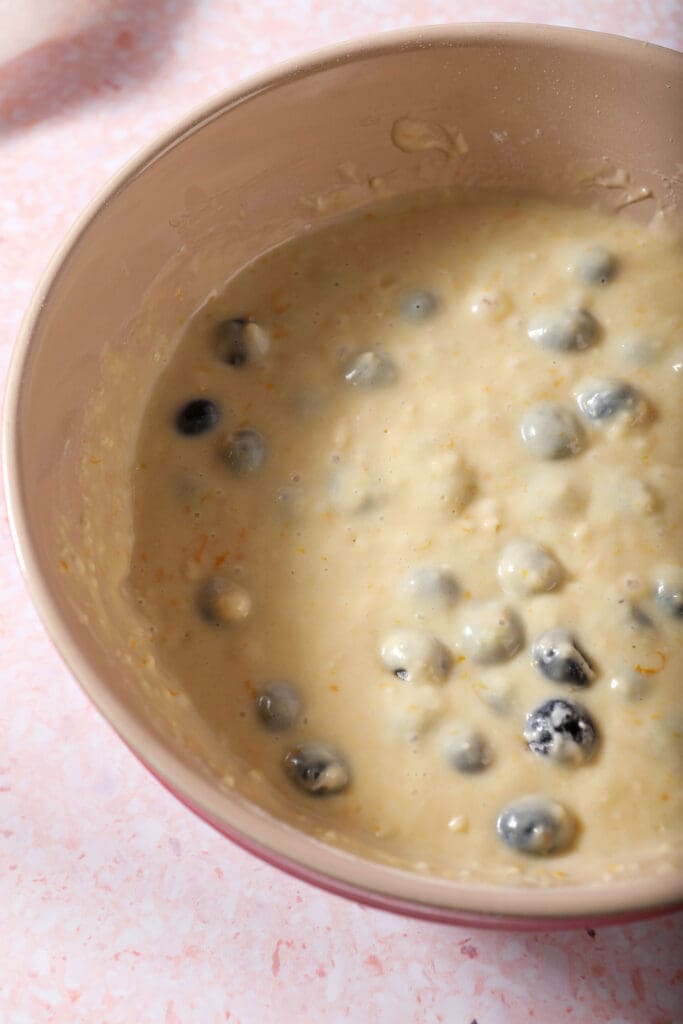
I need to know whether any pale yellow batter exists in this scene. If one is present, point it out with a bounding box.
[129,191,683,884]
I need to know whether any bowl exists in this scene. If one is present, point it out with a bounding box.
[4,23,683,929]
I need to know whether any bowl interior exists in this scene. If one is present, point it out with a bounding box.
[6,24,683,924]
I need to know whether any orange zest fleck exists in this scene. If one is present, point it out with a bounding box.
[59,559,69,573]
[193,534,208,564]
[214,552,228,569]
[329,684,340,692]
[635,650,667,676]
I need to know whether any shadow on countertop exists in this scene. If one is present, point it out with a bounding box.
[0,0,197,139]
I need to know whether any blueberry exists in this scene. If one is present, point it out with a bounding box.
[531,628,595,686]
[653,565,683,619]
[527,307,599,352]
[196,577,252,626]
[379,628,451,684]
[283,742,349,795]
[524,698,598,765]
[520,403,585,460]
[574,246,618,286]
[402,566,459,610]
[224,429,266,475]
[256,681,301,731]
[575,378,646,423]
[214,318,271,366]
[440,726,492,773]
[175,398,221,436]
[497,539,563,598]
[400,290,438,321]
[214,317,249,366]
[342,350,397,387]
[459,602,524,664]
[496,795,576,855]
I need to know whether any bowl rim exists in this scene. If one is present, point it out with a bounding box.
[4,21,683,927]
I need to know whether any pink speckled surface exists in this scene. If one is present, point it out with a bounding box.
[1,3,682,1022]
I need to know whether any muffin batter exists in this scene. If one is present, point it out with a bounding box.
[129,191,683,884]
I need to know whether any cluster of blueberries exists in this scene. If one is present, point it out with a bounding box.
[378,596,599,857]
[248,624,598,854]
[169,255,681,861]
[176,251,650,474]
[175,317,267,472]
[518,249,649,458]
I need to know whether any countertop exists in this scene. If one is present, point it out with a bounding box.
[1,3,682,1022]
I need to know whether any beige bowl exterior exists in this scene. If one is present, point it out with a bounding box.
[4,24,683,927]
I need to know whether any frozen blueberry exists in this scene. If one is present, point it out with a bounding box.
[497,539,563,598]
[342,350,397,387]
[283,742,349,795]
[214,317,249,366]
[402,566,459,611]
[196,577,252,626]
[531,628,595,686]
[496,795,576,855]
[524,698,598,765]
[520,403,585,460]
[574,246,619,286]
[575,378,646,423]
[440,726,492,773]
[653,565,683,619]
[175,398,221,436]
[459,602,524,664]
[379,628,451,684]
[224,428,266,475]
[256,681,301,731]
[527,307,599,352]
[400,290,438,321]
[214,317,271,366]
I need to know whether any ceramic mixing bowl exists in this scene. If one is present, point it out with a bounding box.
[4,24,683,928]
